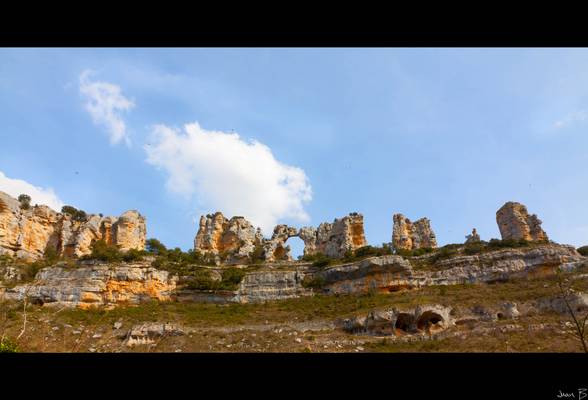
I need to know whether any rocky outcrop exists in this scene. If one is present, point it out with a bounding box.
[465,228,480,244]
[124,323,185,347]
[341,304,453,336]
[2,262,177,309]
[313,243,585,296]
[194,211,367,262]
[194,212,263,263]
[262,225,299,262]
[392,214,437,251]
[299,213,367,258]
[0,191,146,260]
[496,202,548,242]
[235,269,312,303]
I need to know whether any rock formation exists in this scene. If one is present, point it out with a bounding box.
[262,224,299,262]
[496,202,548,242]
[391,214,437,251]
[299,213,367,258]
[194,212,263,263]
[3,262,176,309]
[0,191,146,260]
[465,228,480,244]
[195,211,367,263]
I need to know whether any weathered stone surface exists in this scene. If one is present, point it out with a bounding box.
[2,263,177,309]
[0,191,146,260]
[535,291,588,314]
[498,302,520,319]
[392,214,437,251]
[194,212,263,263]
[124,322,184,347]
[235,269,311,303]
[300,213,367,258]
[465,228,480,244]
[496,202,548,242]
[343,304,453,336]
[262,225,299,262]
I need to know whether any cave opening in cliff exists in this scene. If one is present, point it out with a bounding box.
[394,313,414,333]
[416,311,444,331]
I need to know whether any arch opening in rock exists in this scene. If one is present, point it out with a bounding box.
[416,311,444,332]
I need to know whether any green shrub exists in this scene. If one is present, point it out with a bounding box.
[18,194,31,210]
[61,205,88,222]
[43,246,60,265]
[182,267,246,291]
[464,242,485,255]
[0,337,18,353]
[219,267,246,290]
[122,248,147,262]
[301,275,326,289]
[146,238,167,255]
[81,240,123,262]
[577,246,588,256]
[248,243,265,264]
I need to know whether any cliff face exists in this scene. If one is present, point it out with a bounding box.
[194,212,263,263]
[299,213,367,258]
[496,202,548,242]
[194,211,368,262]
[0,191,146,260]
[392,214,437,251]
[2,243,585,308]
[3,262,176,309]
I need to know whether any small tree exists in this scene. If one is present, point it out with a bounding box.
[61,205,88,222]
[555,270,588,353]
[18,194,31,210]
[146,238,167,255]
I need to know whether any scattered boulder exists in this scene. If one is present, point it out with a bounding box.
[496,201,548,242]
[392,214,437,251]
[497,302,520,320]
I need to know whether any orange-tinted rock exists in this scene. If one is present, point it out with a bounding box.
[299,213,367,258]
[496,202,548,242]
[0,191,146,260]
[392,214,437,251]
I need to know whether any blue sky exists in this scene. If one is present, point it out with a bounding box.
[1,48,588,256]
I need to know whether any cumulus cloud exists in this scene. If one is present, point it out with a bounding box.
[0,171,64,211]
[554,110,588,129]
[79,69,135,146]
[144,122,312,234]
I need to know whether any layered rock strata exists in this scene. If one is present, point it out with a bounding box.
[2,262,177,309]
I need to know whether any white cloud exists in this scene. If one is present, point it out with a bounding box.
[79,69,135,146]
[144,122,312,235]
[0,171,64,211]
[554,110,588,129]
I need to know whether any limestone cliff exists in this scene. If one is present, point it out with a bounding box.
[300,213,367,258]
[3,262,176,309]
[194,212,263,262]
[392,214,437,251]
[496,202,548,242]
[0,191,146,260]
